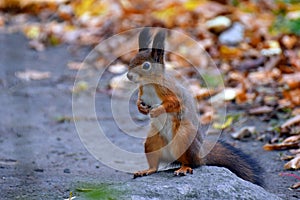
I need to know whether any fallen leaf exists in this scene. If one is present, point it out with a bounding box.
[194,1,229,19]
[249,106,273,115]
[281,35,298,49]
[264,134,300,151]
[108,63,127,74]
[235,89,256,104]
[291,182,300,189]
[15,69,51,81]
[28,40,45,51]
[67,62,84,70]
[58,4,74,21]
[0,15,4,27]
[213,116,233,130]
[263,142,299,151]
[281,154,295,161]
[278,98,293,109]
[284,155,300,170]
[281,115,300,129]
[290,149,300,155]
[236,57,266,71]
[281,72,300,90]
[285,50,300,70]
[283,135,300,144]
[248,70,273,85]
[189,83,212,100]
[23,25,41,40]
[264,56,281,71]
[220,45,242,59]
[206,16,231,33]
[72,81,88,93]
[210,88,239,103]
[261,40,282,56]
[292,108,300,116]
[283,89,300,107]
[200,111,214,125]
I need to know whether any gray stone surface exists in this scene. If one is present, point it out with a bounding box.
[219,22,245,46]
[120,166,281,200]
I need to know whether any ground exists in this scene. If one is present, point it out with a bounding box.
[0,32,299,199]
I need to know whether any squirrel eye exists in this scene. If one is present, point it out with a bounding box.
[142,62,151,70]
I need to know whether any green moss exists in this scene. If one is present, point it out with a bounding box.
[75,183,124,200]
[274,16,300,35]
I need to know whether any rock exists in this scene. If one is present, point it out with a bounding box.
[63,168,71,173]
[120,167,281,200]
[206,16,231,33]
[231,126,256,139]
[219,22,245,46]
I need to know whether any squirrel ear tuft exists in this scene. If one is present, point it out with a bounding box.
[139,27,152,52]
[151,30,165,63]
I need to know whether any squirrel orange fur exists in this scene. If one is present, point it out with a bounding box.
[127,28,263,186]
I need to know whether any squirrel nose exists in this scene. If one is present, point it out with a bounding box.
[127,72,133,80]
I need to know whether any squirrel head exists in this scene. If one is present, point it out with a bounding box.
[127,28,166,83]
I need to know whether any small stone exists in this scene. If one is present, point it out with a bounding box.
[219,22,245,46]
[63,168,71,173]
[206,16,231,33]
[231,126,256,139]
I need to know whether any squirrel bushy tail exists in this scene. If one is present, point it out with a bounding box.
[204,141,264,187]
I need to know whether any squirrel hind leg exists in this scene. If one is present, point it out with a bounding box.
[133,168,157,179]
[174,165,193,176]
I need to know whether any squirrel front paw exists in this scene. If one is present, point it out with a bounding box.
[150,105,165,118]
[137,100,151,115]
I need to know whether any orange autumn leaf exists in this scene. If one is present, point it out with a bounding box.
[219,45,242,59]
[283,89,300,107]
[281,73,300,90]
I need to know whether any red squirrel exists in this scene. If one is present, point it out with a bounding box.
[127,28,263,186]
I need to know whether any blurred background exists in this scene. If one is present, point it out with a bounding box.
[1,0,300,199]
